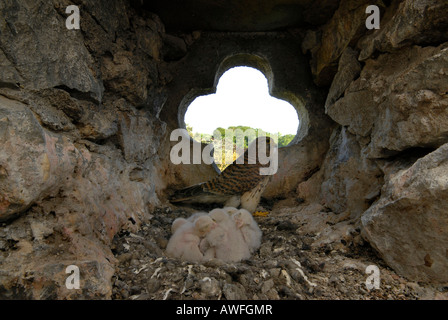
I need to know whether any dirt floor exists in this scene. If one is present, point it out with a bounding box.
[111,203,448,300]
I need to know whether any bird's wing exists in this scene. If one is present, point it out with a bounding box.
[169,182,229,204]
[169,163,264,204]
[170,137,272,204]
[203,162,265,195]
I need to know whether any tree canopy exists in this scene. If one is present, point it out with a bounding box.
[186,125,295,171]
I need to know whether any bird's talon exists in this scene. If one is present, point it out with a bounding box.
[253,211,269,217]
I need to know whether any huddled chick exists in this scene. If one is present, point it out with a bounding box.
[171,217,189,234]
[166,215,217,262]
[199,209,230,259]
[231,208,262,254]
[166,207,262,263]
[200,208,251,262]
[222,207,239,215]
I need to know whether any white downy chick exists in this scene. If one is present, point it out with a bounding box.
[222,206,239,216]
[186,211,207,222]
[232,208,262,253]
[200,208,229,259]
[202,208,251,262]
[166,215,217,262]
[171,217,190,234]
[171,210,207,234]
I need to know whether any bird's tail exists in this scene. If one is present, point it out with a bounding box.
[169,183,206,203]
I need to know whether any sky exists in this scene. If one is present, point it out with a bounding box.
[184,66,300,136]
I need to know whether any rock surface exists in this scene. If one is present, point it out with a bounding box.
[362,143,448,283]
[0,0,164,299]
[0,95,78,221]
[305,0,383,86]
[0,0,104,101]
[319,127,383,218]
[300,0,448,284]
[327,44,448,158]
[358,0,448,61]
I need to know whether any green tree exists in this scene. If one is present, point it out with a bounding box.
[188,125,296,172]
[277,134,295,147]
[186,124,194,137]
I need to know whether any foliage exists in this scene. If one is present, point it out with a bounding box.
[185,124,295,171]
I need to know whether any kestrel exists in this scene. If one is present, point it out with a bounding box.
[170,136,277,213]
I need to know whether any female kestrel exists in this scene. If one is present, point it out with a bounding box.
[170,136,277,213]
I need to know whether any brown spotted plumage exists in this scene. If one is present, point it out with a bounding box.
[170,136,277,213]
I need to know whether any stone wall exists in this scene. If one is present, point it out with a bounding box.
[0,0,167,298]
[301,0,448,283]
[157,31,334,200]
[0,0,447,299]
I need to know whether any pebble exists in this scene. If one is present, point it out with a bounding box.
[117,252,133,263]
[146,278,161,294]
[269,268,282,278]
[276,221,298,231]
[200,277,221,298]
[261,279,275,294]
[223,283,247,300]
[0,239,7,250]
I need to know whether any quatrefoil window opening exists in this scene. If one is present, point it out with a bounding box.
[185,66,299,136]
[184,66,300,171]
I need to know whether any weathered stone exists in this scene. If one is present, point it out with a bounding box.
[162,34,188,61]
[301,30,321,55]
[261,278,275,294]
[0,48,22,86]
[296,169,324,204]
[54,142,156,240]
[264,135,330,199]
[200,277,221,298]
[116,108,164,164]
[320,127,383,217]
[362,143,448,283]
[79,0,130,36]
[324,47,361,112]
[78,102,118,141]
[222,283,247,300]
[133,14,164,60]
[0,96,78,221]
[30,221,53,241]
[137,0,340,32]
[327,44,448,158]
[38,88,86,122]
[101,51,149,106]
[29,101,76,133]
[0,0,104,101]
[358,0,448,61]
[0,0,167,300]
[309,0,383,86]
